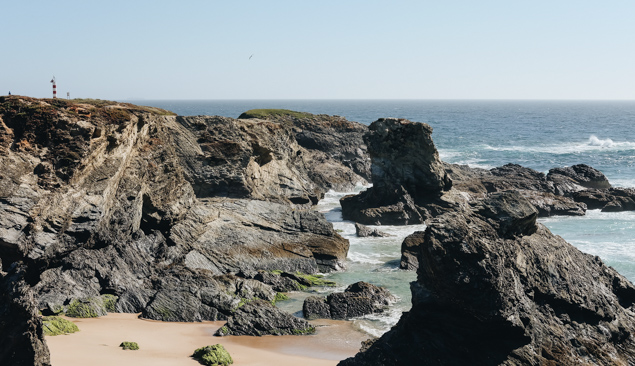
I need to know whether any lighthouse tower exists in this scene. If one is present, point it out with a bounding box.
[50,77,57,98]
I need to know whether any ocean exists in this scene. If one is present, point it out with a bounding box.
[127,99,635,337]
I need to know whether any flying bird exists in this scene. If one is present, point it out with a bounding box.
[249,54,254,60]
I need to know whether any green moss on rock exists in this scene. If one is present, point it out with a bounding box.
[42,316,79,336]
[238,109,313,120]
[120,341,139,350]
[65,299,99,318]
[192,344,233,366]
[272,292,289,305]
[102,294,118,312]
[296,272,336,287]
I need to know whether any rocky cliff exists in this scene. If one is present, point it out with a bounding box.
[0,97,369,364]
[341,192,635,365]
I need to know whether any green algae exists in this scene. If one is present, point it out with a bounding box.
[192,344,233,366]
[42,316,79,336]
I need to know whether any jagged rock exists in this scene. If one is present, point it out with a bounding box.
[141,272,276,322]
[341,191,635,365]
[0,264,51,366]
[341,118,452,225]
[399,231,425,270]
[354,223,391,238]
[239,109,371,185]
[302,281,395,320]
[216,299,315,336]
[445,163,588,217]
[548,164,611,194]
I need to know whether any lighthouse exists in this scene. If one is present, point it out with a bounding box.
[51,77,57,98]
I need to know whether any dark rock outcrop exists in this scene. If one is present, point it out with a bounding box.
[303,281,395,320]
[341,118,452,225]
[0,264,51,366]
[354,223,391,238]
[446,163,588,217]
[341,191,635,365]
[399,231,425,270]
[216,299,315,336]
[548,164,612,194]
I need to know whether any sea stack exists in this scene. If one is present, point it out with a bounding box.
[340,118,452,225]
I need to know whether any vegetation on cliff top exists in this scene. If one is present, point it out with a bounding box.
[238,109,313,120]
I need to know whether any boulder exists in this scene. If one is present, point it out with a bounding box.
[341,191,635,365]
[354,223,391,238]
[548,164,611,194]
[302,281,395,320]
[399,231,426,270]
[216,299,315,336]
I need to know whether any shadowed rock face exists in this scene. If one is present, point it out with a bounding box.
[0,264,50,366]
[341,191,635,365]
[341,118,452,225]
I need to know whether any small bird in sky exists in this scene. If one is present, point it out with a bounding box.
[249,54,254,60]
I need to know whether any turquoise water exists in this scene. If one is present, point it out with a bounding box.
[130,99,635,336]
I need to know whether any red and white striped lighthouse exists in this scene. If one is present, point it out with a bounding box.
[50,77,57,98]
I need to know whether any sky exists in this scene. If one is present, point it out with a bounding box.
[2,1,635,100]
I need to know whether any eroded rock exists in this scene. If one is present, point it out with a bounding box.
[341,192,635,365]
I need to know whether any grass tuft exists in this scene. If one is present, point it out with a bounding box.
[238,109,313,120]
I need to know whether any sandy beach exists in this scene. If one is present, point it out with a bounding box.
[46,313,368,366]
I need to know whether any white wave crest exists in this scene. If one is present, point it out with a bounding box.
[587,135,614,147]
[484,135,635,155]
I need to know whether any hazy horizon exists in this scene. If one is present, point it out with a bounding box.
[4,1,635,101]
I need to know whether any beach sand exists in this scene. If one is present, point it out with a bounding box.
[46,313,368,366]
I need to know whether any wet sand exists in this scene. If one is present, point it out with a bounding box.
[46,313,368,366]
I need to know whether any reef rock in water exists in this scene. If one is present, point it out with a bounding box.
[341,191,635,365]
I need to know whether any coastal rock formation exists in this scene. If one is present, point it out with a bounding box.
[0,264,51,366]
[0,96,361,337]
[215,299,315,336]
[341,118,452,225]
[239,109,371,189]
[446,162,635,215]
[303,281,395,320]
[354,223,391,238]
[341,191,635,365]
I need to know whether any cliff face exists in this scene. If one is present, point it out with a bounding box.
[341,192,635,365]
[0,97,367,361]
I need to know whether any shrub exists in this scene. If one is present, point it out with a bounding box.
[192,344,233,366]
[42,316,79,336]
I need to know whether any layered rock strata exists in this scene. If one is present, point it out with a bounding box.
[341,192,635,365]
[0,96,366,365]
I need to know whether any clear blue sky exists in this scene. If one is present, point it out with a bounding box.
[2,1,634,100]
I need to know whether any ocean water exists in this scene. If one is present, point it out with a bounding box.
[128,99,635,336]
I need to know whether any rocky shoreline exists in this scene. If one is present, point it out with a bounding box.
[2,97,635,365]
